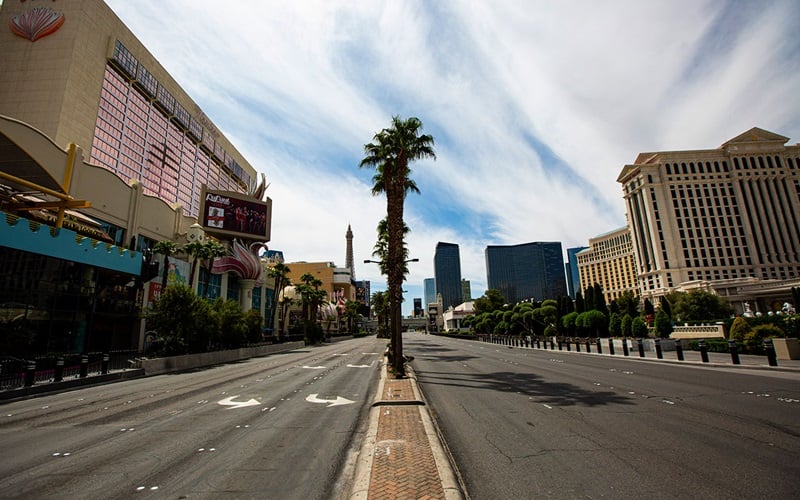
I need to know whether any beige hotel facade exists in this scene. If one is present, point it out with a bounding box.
[0,0,272,354]
[576,226,637,305]
[617,127,800,314]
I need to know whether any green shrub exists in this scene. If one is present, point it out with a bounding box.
[244,309,263,344]
[729,317,752,342]
[303,320,324,345]
[146,284,213,355]
[687,338,732,353]
[743,324,783,355]
[631,317,648,337]
[213,299,247,349]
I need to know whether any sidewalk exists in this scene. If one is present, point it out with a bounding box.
[503,338,800,372]
[348,362,463,500]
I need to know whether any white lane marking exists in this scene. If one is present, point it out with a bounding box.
[347,364,371,368]
[302,365,326,369]
[305,394,355,407]
[543,404,552,409]
[218,396,261,409]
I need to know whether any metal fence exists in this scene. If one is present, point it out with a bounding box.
[0,350,139,391]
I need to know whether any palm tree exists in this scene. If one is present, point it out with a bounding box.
[183,239,226,297]
[152,240,179,291]
[203,240,227,299]
[372,217,411,276]
[267,262,291,337]
[370,291,390,338]
[344,299,361,334]
[360,116,435,377]
[296,272,326,343]
[183,240,206,289]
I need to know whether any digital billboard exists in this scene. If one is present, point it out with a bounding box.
[199,186,272,241]
[413,298,422,317]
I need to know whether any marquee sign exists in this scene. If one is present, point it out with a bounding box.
[198,186,271,241]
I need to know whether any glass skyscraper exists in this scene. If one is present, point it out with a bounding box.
[423,277,436,307]
[566,246,588,298]
[434,242,463,310]
[485,242,567,304]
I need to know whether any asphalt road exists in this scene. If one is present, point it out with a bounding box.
[0,337,386,499]
[406,334,800,500]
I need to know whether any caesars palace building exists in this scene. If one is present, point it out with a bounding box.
[617,127,800,314]
[0,0,273,355]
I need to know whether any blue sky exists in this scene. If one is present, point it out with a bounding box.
[105,0,800,315]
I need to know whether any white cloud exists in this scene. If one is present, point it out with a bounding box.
[106,0,800,312]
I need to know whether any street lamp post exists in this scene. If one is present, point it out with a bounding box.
[365,257,418,377]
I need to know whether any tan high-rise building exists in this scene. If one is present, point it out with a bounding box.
[576,227,637,304]
[285,262,355,304]
[0,0,257,219]
[0,0,269,354]
[617,127,800,304]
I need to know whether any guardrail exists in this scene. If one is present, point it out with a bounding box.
[475,334,781,367]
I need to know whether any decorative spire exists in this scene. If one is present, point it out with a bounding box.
[345,224,354,280]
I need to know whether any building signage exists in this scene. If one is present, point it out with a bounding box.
[199,186,271,241]
[10,2,65,42]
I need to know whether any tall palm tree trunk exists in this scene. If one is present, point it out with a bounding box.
[387,182,405,377]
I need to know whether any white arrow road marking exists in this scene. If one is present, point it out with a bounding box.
[302,365,326,370]
[305,394,355,407]
[347,364,371,368]
[218,396,261,409]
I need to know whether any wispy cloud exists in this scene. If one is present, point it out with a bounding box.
[107,0,800,312]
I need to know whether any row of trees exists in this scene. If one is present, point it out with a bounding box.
[465,285,744,340]
[152,239,227,296]
[147,242,366,353]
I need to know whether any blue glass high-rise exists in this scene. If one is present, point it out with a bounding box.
[485,242,567,304]
[434,242,463,310]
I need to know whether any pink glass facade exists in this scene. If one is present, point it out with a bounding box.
[90,41,250,219]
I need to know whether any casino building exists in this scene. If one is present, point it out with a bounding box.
[617,127,800,314]
[0,0,272,355]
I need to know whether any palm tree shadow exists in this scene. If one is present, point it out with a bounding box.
[413,367,633,407]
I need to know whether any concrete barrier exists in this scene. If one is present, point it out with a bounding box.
[140,341,305,376]
[772,338,800,360]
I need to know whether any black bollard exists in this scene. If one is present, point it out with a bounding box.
[699,339,709,363]
[54,357,64,382]
[675,339,684,361]
[575,339,581,352]
[550,338,555,350]
[622,338,629,356]
[728,340,740,365]
[637,338,645,358]
[655,338,663,359]
[586,338,592,353]
[79,354,89,378]
[557,338,563,350]
[566,338,571,351]
[608,338,615,356]
[24,360,36,387]
[102,353,109,375]
[764,338,778,366]
[596,338,602,354]
[536,338,541,349]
